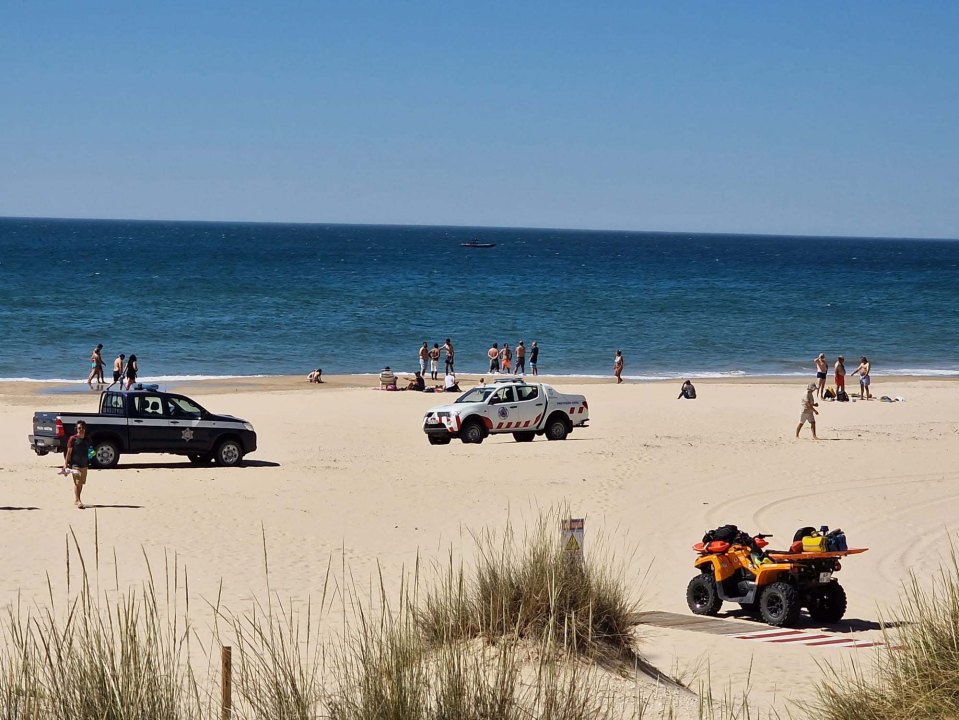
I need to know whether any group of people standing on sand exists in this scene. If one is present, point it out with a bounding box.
[86,343,139,390]
[798,353,875,440]
[814,353,872,400]
[418,338,457,381]
[486,340,539,376]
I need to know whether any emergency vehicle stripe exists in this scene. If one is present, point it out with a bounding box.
[533,414,541,425]
[496,422,504,429]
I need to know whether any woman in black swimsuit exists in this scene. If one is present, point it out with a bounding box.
[125,354,138,389]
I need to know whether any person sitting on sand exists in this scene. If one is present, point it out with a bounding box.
[379,366,397,390]
[444,372,460,393]
[796,382,819,440]
[307,368,323,383]
[677,379,697,399]
[405,371,426,392]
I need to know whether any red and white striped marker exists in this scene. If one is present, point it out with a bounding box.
[733,628,880,649]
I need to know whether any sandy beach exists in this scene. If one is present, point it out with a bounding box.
[2,374,958,715]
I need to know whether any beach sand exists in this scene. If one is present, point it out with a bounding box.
[2,375,958,716]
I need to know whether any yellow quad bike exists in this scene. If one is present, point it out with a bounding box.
[686,531,867,627]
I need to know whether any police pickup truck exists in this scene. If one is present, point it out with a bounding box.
[28,386,257,468]
[422,379,589,445]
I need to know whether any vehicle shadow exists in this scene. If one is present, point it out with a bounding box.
[0,506,40,511]
[115,459,281,470]
[723,610,904,632]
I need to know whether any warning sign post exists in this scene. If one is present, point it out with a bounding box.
[561,518,585,564]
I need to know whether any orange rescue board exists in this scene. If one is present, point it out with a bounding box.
[767,548,868,561]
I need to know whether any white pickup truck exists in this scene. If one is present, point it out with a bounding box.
[422,379,589,445]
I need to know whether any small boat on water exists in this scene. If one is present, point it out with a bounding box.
[461,238,497,248]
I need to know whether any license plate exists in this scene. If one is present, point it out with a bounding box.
[819,572,832,583]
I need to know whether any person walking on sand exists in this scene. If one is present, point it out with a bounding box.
[530,341,539,375]
[515,340,526,376]
[418,342,429,376]
[814,353,828,399]
[501,343,512,374]
[488,343,500,373]
[112,353,126,385]
[796,382,820,439]
[62,420,92,509]
[851,356,872,399]
[834,355,846,395]
[87,344,105,386]
[125,354,139,389]
[614,350,624,384]
[443,338,455,375]
[429,343,440,380]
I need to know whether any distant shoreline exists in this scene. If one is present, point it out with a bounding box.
[2,372,956,398]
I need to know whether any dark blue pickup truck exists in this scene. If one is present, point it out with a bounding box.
[28,386,257,468]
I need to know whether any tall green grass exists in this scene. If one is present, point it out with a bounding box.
[418,510,641,667]
[814,550,959,720]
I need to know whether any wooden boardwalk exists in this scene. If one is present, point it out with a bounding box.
[637,611,881,649]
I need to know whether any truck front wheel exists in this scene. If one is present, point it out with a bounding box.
[428,435,452,446]
[460,420,485,444]
[214,439,244,466]
[92,440,120,469]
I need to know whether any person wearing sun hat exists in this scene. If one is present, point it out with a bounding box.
[796,382,820,439]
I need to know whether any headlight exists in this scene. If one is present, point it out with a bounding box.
[243,423,254,431]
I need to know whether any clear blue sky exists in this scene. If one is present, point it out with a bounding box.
[2,2,957,237]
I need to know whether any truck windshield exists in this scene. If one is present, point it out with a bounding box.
[455,388,495,403]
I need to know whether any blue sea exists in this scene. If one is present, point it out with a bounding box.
[1,217,957,382]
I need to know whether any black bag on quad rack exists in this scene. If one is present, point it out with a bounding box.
[703,525,741,544]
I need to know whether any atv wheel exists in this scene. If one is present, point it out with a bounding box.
[759,582,801,627]
[686,573,723,616]
[806,582,847,624]
[428,435,452,446]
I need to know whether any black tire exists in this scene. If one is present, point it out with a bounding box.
[544,415,569,441]
[91,439,120,469]
[759,582,802,627]
[460,420,485,444]
[806,582,848,624]
[428,435,452,446]
[512,431,535,442]
[686,573,723,616]
[214,439,244,467]
[188,453,213,465]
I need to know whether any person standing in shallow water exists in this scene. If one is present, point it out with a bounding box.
[87,344,104,386]
[614,350,624,384]
[529,341,539,375]
[112,353,125,385]
[515,341,526,376]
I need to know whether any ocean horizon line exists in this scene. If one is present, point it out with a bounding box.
[3,214,957,244]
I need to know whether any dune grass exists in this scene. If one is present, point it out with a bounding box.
[417,510,641,667]
[813,550,959,720]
